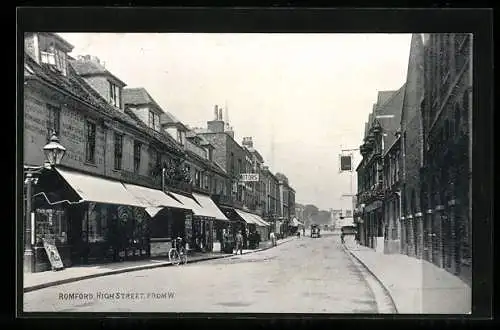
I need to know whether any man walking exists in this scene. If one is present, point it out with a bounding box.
[235,230,243,255]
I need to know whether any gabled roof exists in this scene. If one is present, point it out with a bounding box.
[71,57,126,87]
[377,84,406,153]
[123,87,167,115]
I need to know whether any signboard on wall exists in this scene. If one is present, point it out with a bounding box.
[340,155,353,171]
[43,239,64,270]
[240,173,259,182]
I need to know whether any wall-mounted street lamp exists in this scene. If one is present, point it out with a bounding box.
[25,131,66,273]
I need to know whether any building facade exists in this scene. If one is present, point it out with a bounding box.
[420,33,472,285]
[24,33,190,271]
[355,86,405,252]
[399,34,426,258]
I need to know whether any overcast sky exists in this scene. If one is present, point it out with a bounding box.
[58,33,411,211]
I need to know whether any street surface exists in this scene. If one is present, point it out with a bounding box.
[24,232,391,313]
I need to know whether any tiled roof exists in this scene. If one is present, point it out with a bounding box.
[123,87,166,116]
[123,87,154,105]
[71,58,126,87]
[25,54,184,156]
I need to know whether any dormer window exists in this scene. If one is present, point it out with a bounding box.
[39,40,68,76]
[148,110,161,131]
[109,81,121,109]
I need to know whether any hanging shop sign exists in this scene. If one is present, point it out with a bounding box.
[43,238,64,271]
[185,214,193,241]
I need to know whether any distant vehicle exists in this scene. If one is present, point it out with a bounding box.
[311,224,321,238]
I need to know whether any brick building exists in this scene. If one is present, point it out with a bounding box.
[420,33,472,285]
[399,34,426,258]
[355,86,405,252]
[23,33,194,271]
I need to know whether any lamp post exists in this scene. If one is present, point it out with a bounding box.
[24,132,66,273]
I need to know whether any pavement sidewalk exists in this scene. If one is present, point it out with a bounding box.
[24,236,296,293]
[343,240,471,314]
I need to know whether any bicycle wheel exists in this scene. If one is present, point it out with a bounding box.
[168,248,180,266]
[179,247,188,264]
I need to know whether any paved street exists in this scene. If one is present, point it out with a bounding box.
[24,232,392,313]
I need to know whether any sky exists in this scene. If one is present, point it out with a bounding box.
[58,33,411,211]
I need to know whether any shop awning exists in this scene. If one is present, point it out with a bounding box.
[168,192,205,217]
[234,209,260,225]
[55,167,145,207]
[122,183,187,210]
[248,213,271,227]
[192,193,229,221]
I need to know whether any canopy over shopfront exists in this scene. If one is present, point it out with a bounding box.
[234,209,270,227]
[168,192,206,217]
[55,167,146,208]
[122,183,188,217]
[192,193,229,221]
[248,213,271,227]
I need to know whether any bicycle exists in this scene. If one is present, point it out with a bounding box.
[168,237,188,265]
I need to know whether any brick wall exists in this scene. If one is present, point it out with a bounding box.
[24,83,157,188]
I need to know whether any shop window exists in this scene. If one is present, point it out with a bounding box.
[35,208,68,245]
[86,203,108,243]
[85,120,96,164]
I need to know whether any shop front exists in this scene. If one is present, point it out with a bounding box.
[192,193,230,252]
[28,166,153,272]
[122,183,190,258]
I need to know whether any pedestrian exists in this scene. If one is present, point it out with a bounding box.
[270,232,276,247]
[235,230,243,255]
[341,232,345,244]
[302,227,305,237]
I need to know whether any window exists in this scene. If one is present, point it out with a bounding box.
[46,104,60,142]
[40,39,68,76]
[34,208,68,244]
[204,175,209,190]
[85,120,96,163]
[114,133,123,170]
[195,170,201,187]
[109,81,121,108]
[148,110,160,131]
[134,141,142,173]
[86,203,108,243]
[238,159,242,174]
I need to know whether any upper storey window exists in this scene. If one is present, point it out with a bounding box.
[39,35,68,76]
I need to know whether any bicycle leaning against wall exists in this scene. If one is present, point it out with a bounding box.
[168,237,188,265]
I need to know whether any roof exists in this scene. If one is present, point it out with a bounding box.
[24,54,184,157]
[123,87,166,114]
[377,90,397,106]
[71,57,126,87]
[377,84,406,152]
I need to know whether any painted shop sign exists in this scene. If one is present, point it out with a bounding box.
[43,239,64,271]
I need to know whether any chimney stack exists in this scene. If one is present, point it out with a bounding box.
[218,108,223,121]
[214,105,219,120]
